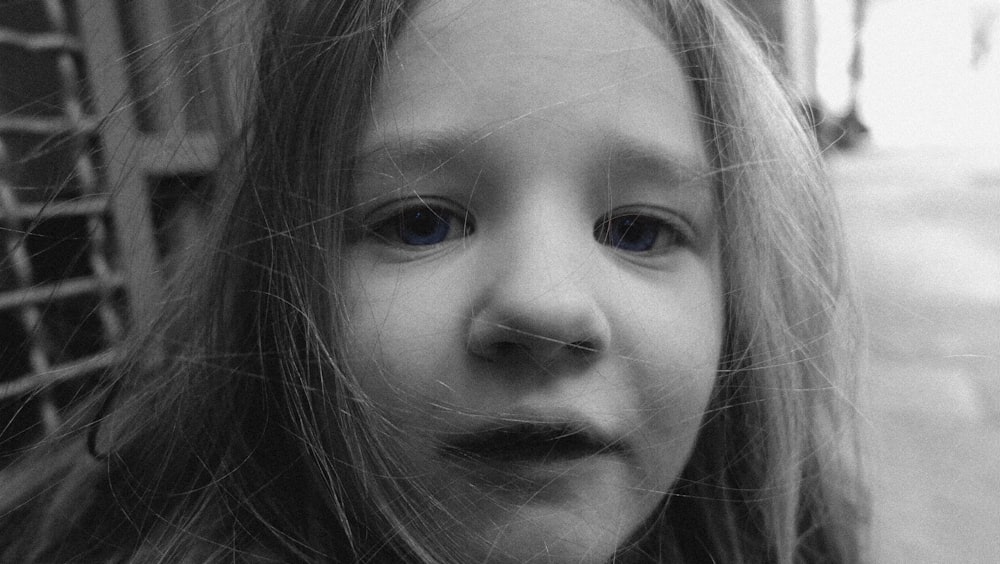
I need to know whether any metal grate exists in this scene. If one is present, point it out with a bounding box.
[0,0,226,462]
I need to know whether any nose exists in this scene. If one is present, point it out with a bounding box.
[466,214,611,368]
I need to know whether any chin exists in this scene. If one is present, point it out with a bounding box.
[432,456,661,563]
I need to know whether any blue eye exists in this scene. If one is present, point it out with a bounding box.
[594,213,679,253]
[370,205,473,246]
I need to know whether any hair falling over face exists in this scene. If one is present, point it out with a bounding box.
[0,0,870,562]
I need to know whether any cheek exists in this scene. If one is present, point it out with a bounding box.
[617,267,723,484]
[342,260,469,407]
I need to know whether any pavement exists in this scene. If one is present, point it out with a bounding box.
[828,144,1000,563]
[815,1,1000,560]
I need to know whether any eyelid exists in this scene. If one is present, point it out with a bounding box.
[362,195,464,221]
[599,206,696,244]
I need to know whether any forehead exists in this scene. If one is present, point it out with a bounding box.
[396,0,665,62]
[369,0,700,152]
[382,0,676,97]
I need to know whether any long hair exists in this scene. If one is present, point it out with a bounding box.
[0,0,868,562]
[640,1,869,561]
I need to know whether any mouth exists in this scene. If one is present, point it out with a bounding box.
[438,422,628,465]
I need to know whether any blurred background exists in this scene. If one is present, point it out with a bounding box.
[1,1,998,561]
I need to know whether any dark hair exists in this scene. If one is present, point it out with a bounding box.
[0,1,868,562]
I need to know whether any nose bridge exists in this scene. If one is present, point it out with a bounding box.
[506,195,590,291]
[467,189,610,364]
[496,176,602,305]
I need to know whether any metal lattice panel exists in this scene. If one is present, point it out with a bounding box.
[0,0,226,461]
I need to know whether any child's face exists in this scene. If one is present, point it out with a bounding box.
[345,0,722,560]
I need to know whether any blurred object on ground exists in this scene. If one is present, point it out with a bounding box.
[856,0,1000,149]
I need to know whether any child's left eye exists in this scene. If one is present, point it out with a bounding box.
[594,213,685,253]
[368,204,473,247]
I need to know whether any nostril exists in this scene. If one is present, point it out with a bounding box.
[492,341,529,358]
[483,340,596,362]
[568,341,598,355]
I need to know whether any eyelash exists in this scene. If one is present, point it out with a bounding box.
[362,201,688,254]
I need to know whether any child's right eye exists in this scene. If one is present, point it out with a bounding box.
[367,203,474,247]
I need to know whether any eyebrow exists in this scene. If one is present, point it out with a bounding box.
[598,133,714,190]
[355,129,714,189]
[355,128,488,178]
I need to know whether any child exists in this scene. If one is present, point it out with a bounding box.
[0,0,869,561]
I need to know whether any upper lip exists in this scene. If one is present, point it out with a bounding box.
[437,420,629,464]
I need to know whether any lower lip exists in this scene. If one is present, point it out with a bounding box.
[444,451,628,497]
